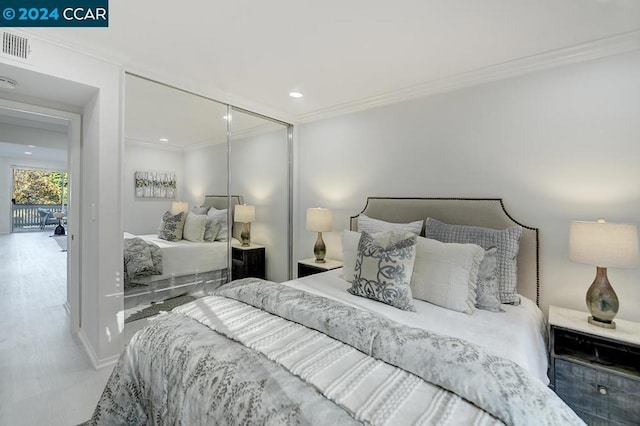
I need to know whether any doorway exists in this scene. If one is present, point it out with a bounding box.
[0,99,81,332]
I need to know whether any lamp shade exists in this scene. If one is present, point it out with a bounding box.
[570,219,640,268]
[171,201,189,214]
[306,207,332,232]
[234,204,255,223]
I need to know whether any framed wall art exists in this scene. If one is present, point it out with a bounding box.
[135,171,176,198]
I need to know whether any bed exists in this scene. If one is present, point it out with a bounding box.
[89,197,584,425]
[123,195,243,311]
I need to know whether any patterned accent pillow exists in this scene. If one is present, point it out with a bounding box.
[183,212,208,242]
[157,211,186,242]
[425,218,522,305]
[410,237,485,314]
[358,214,423,235]
[475,247,503,312]
[347,231,417,311]
[206,208,228,241]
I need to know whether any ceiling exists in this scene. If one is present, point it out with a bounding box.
[19,0,640,123]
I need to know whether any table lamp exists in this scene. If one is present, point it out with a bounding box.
[569,218,640,329]
[306,207,332,263]
[171,201,189,215]
[234,204,255,246]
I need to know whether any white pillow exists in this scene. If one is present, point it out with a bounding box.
[182,212,207,242]
[410,237,485,314]
[341,230,361,282]
[357,214,423,235]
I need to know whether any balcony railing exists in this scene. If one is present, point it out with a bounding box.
[12,204,66,231]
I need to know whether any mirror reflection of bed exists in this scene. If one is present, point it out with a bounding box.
[122,195,243,328]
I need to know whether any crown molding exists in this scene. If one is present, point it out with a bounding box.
[295,30,640,123]
[125,138,184,152]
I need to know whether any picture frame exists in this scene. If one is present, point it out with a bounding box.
[134,171,176,198]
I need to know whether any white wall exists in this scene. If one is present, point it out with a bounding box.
[123,143,185,234]
[0,155,67,234]
[1,36,124,366]
[296,50,640,322]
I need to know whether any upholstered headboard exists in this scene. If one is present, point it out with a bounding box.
[350,197,539,305]
[202,195,244,241]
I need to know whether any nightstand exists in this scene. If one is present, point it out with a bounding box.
[297,258,343,278]
[549,306,640,425]
[232,244,266,280]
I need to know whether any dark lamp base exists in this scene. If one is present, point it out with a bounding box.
[314,258,326,263]
[588,316,616,329]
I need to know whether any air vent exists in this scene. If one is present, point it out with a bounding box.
[2,31,30,61]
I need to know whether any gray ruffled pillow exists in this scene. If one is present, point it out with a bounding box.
[425,218,522,305]
[157,211,186,242]
[475,247,503,312]
[206,208,228,241]
[347,231,417,311]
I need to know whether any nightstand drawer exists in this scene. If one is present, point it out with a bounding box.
[555,359,640,425]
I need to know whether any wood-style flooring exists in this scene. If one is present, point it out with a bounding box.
[0,231,113,425]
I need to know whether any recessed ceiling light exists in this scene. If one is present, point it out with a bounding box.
[28,145,36,148]
[24,151,32,155]
[0,77,17,90]
[289,91,303,98]
[159,138,169,142]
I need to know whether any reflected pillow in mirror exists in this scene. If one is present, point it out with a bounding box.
[206,208,228,241]
[183,212,208,242]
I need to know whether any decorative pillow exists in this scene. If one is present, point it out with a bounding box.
[203,220,221,242]
[207,208,228,241]
[357,214,423,235]
[183,212,208,242]
[475,247,503,312]
[157,211,186,242]
[410,237,484,314]
[191,206,210,215]
[347,231,417,311]
[425,218,522,305]
[123,238,159,280]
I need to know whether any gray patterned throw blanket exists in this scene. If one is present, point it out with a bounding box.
[123,237,162,288]
[87,279,584,425]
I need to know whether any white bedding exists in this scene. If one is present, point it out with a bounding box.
[284,268,549,385]
[124,232,238,281]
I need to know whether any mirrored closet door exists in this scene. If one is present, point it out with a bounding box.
[122,74,292,336]
[229,108,291,283]
[122,73,230,326]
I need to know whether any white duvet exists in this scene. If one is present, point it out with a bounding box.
[124,232,237,281]
[284,268,549,385]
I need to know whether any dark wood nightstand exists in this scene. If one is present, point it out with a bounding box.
[232,244,266,280]
[297,258,343,278]
[549,306,640,425]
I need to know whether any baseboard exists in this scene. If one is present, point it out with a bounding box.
[76,329,120,370]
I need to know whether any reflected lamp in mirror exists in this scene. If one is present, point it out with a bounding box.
[171,201,189,215]
[235,204,255,246]
[569,218,640,329]
[306,207,332,263]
